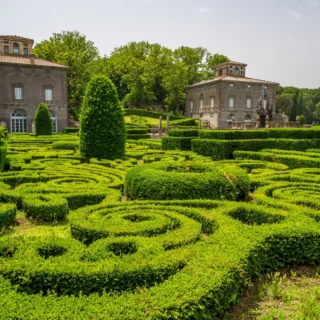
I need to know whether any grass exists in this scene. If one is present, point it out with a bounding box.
[225,266,320,319]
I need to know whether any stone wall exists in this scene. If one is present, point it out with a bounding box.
[0,65,68,132]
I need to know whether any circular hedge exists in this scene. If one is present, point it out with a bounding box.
[22,194,69,221]
[124,161,250,201]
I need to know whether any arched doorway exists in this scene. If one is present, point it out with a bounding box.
[11,110,27,133]
[50,111,58,133]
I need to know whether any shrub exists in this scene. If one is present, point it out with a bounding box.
[80,76,126,160]
[0,203,16,228]
[127,134,150,140]
[127,129,149,135]
[22,194,69,221]
[71,108,81,121]
[0,142,6,171]
[124,161,250,201]
[168,130,199,137]
[170,118,197,126]
[192,139,320,160]
[63,127,79,134]
[162,137,195,151]
[34,103,52,136]
[51,141,79,151]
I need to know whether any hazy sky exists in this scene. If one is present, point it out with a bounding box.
[1,0,319,88]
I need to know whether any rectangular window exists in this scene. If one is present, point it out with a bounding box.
[229,98,234,108]
[210,97,215,108]
[15,88,22,100]
[45,89,53,101]
[190,100,193,110]
[200,99,204,109]
[247,98,252,108]
[4,46,9,54]
[23,48,28,55]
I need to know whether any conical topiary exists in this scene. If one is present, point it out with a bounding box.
[35,103,52,136]
[80,75,126,160]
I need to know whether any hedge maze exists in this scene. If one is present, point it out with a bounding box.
[0,129,320,319]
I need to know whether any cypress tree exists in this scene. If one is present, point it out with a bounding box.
[35,103,52,135]
[80,75,126,160]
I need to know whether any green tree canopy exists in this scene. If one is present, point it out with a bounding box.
[34,104,52,136]
[80,75,126,160]
[34,31,99,107]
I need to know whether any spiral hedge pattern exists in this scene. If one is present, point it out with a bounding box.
[1,135,320,319]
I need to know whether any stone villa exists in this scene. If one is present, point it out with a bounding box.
[0,35,68,133]
[185,61,279,128]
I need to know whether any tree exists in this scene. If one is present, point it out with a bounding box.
[205,53,229,78]
[35,104,52,136]
[80,76,126,160]
[33,31,99,107]
[313,102,320,122]
[162,60,188,112]
[275,93,294,115]
[290,91,299,121]
[299,114,306,126]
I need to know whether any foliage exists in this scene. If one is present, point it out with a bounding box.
[162,137,194,151]
[80,75,126,160]
[33,31,99,107]
[124,161,250,201]
[0,142,6,172]
[63,127,79,134]
[51,141,79,151]
[124,108,184,120]
[34,103,52,136]
[299,114,306,126]
[71,108,81,121]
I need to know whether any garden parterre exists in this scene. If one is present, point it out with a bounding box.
[0,132,320,319]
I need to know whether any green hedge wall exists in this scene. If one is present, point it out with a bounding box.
[124,162,250,201]
[51,141,79,151]
[0,142,7,171]
[127,134,150,140]
[0,203,16,228]
[127,129,149,134]
[192,139,320,160]
[63,127,79,134]
[168,130,199,137]
[199,128,320,140]
[162,137,194,151]
[170,118,197,126]
[125,108,184,120]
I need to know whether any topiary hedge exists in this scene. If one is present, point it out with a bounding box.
[35,103,52,136]
[192,139,320,160]
[80,76,126,160]
[162,136,195,151]
[0,141,6,171]
[168,130,199,137]
[127,134,150,140]
[126,128,149,134]
[0,203,16,228]
[63,127,79,134]
[51,141,79,151]
[124,161,250,200]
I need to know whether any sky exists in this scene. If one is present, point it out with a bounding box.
[1,0,319,88]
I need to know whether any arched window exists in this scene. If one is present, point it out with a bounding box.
[11,110,27,133]
[13,43,20,54]
[50,111,58,133]
[210,96,215,108]
[244,115,252,122]
[234,67,239,76]
[190,100,194,110]
[229,66,233,75]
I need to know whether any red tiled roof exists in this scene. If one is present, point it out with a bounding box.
[0,54,68,69]
[186,76,279,88]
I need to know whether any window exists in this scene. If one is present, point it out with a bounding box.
[210,97,215,108]
[23,48,28,55]
[234,67,239,76]
[229,97,234,108]
[15,87,22,100]
[200,99,204,109]
[45,89,53,101]
[4,46,9,54]
[50,111,58,133]
[13,43,20,54]
[190,100,193,110]
[247,98,252,108]
[229,66,233,75]
[11,110,27,133]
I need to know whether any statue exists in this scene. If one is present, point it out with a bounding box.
[256,88,273,128]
